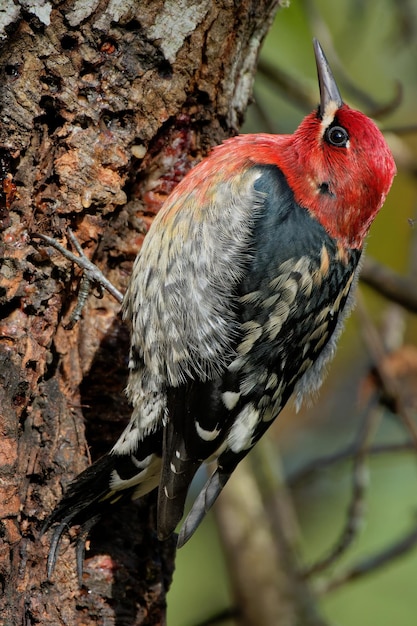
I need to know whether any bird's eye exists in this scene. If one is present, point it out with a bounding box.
[325,125,349,147]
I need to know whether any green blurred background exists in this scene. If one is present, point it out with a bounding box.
[168,1,417,624]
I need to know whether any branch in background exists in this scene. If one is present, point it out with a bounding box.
[360,257,417,314]
[383,124,417,135]
[214,448,331,626]
[356,295,417,449]
[300,403,382,579]
[362,200,417,312]
[250,439,332,626]
[289,295,417,589]
[316,522,417,594]
[257,59,317,112]
[252,85,281,134]
[288,440,415,488]
[304,298,417,593]
[303,0,399,117]
[213,456,295,626]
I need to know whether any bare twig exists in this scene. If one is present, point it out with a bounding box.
[383,124,417,135]
[303,0,399,117]
[250,438,332,626]
[257,59,317,111]
[317,522,417,594]
[252,85,280,134]
[301,403,382,578]
[214,451,330,626]
[360,257,417,314]
[408,205,417,279]
[32,229,124,305]
[288,441,415,488]
[356,295,417,449]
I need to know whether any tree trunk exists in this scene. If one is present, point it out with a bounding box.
[0,1,281,624]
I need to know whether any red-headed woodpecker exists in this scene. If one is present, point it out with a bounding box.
[44,40,396,574]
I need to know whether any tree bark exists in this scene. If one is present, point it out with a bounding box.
[0,1,281,624]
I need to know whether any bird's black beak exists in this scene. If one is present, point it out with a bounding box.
[313,39,343,119]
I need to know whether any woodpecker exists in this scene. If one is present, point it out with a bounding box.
[44,40,396,572]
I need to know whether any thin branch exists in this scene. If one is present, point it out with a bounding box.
[360,257,417,314]
[301,403,382,578]
[317,522,417,594]
[303,0,399,117]
[288,441,415,488]
[407,205,417,279]
[32,229,124,305]
[298,294,417,585]
[257,59,317,111]
[356,295,417,450]
[252,85,280,134]
[250,439,332,626]
[383,124,417,135]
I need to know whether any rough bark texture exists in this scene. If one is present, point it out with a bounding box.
[0,1,281,624]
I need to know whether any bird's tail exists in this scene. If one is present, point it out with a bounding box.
[176,467,231,548]
[156,421,202,541]
[42,432,163,578]
[41,454,124,578]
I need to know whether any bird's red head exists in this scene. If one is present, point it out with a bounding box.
[280,40,396,249]
[161,41,395,251]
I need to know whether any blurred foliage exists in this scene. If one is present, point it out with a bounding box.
[168,1,417,625]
